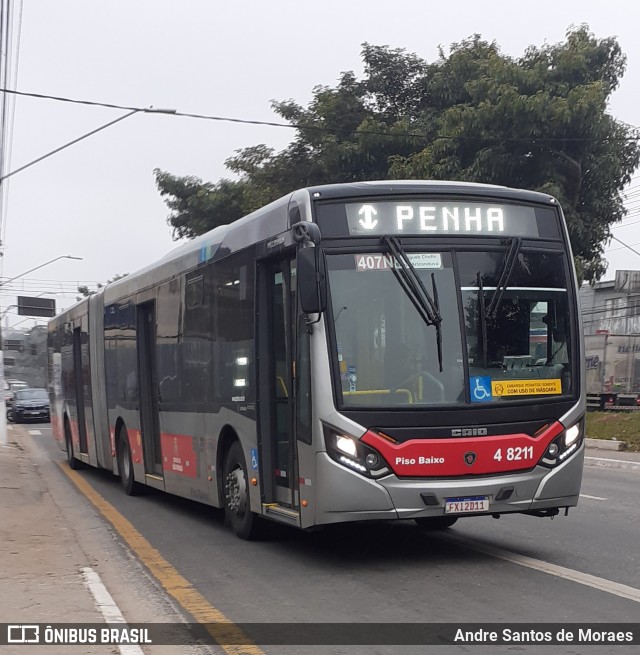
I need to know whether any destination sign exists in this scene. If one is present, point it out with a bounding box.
[343,201,540,237]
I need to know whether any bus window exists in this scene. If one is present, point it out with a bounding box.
[326,251,465,407]
[212,252,255,413]
[459,250,572,398]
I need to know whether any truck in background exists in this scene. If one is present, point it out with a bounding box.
[585,333,640,410]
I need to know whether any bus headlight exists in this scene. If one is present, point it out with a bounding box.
[324,426,390,479]
[564,424,580,446]
[540,419,584,468]
[335,435,358,457]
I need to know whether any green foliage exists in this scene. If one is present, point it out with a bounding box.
[77,273,128,300]
[154,26,639,282]
[587,411,640,451]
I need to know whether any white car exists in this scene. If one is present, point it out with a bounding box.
[4,379,28,404]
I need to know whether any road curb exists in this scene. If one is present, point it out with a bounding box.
[585,437,626,451]
[584,454,640,472]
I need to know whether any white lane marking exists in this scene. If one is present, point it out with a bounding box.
[81,567,144,655]
[442,533,640,604]
[580,493,607,501]
[586,456,639,464]
[28,429,42,435]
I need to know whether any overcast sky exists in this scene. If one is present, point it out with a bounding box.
[2,0,640,328]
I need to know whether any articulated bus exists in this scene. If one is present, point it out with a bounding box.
[48,181,585,539]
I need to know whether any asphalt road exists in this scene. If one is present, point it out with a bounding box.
[24,424,640,654]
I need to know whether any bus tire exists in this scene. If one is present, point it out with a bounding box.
[223,441,259,540]
[117,428,139,496]
[415,516,458,530]
[64,420,82,470]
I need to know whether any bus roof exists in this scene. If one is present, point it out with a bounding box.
[51,180,558,321]
[303,180,557,205]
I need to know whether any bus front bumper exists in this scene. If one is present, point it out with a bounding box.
[313,443,584,526]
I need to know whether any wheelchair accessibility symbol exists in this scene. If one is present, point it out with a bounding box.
[250,448,259,470]
[470,376,493,403]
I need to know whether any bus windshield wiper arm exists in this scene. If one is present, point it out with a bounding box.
[477,271,488,369]
[381,236,444,372]
[485,236,522,319]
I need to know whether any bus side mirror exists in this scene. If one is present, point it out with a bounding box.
[297,247,327,315]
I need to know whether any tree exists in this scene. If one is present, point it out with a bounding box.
[154,26,639,282]
[77,273,128,300]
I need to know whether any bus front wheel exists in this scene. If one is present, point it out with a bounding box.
[415,516,458,530]
[223,441,259,540]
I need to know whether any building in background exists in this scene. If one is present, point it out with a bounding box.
[580,270,640,336]
[2,325,48,388]
[581,270,640,401]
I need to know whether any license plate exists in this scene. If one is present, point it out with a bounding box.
[445,495,490,514]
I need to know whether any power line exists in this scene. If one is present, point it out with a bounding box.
[606,240,640,254]
[2,87,640,144]
[582,302,640,319]
[1,0,23,247]
[604,230,640,253]
[612,219,640,230]
[0,287,91,295]
[0,276,105,284]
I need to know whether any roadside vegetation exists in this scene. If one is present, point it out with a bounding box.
[154,26,640,284]
[586,412,640,451]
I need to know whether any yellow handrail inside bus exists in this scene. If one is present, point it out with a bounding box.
[343,388,413,403]
[276,376,288,397]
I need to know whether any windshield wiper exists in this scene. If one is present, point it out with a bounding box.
[485,236,522,319]
[381,236,444,372]
[477,271,488,368]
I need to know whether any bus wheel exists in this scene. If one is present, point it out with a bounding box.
[117,428,139,495]
[223,441,259,539]
[415,516,458,530]
[64,420,82,470]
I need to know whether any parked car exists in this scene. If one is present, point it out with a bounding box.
[9,388,50,423]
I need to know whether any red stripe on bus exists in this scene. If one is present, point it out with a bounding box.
[128,428,144,464]
[107,427,199,476]
[361,422,565,477]
[160,432,197,478]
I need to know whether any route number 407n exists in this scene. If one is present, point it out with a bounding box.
[493,446,534,462]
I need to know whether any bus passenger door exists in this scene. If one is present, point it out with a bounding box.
[259,257,299,510]
[136,301,163,476]
[72,326,88,455]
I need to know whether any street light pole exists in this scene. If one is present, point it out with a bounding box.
[0,255,83,446]
[0,107,177,183]
[0,105,176,447]
[1,255,83,286]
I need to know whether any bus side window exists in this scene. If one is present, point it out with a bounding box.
[183,273,212,405]
[212,251,255,412]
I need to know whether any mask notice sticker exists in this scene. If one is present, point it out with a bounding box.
[491,379,562,397]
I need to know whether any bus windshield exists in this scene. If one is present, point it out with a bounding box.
[327,251,465,407]
[460,250,572,402]
[326,249,573,408]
